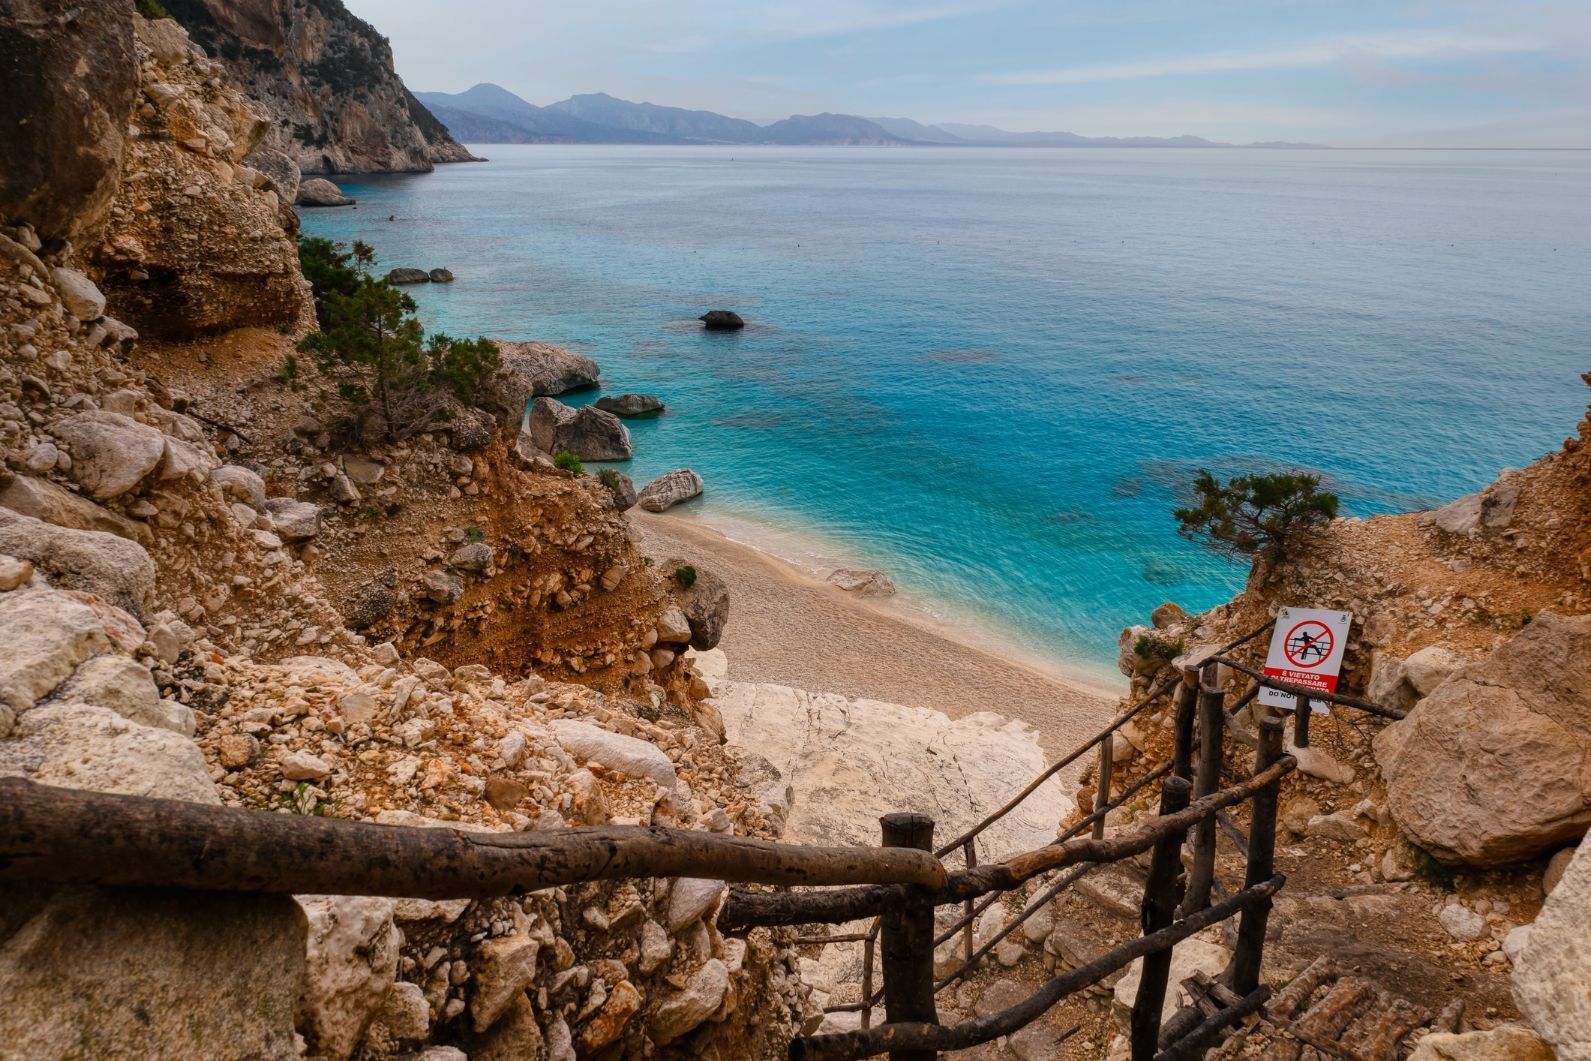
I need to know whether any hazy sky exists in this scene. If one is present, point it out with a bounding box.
[346,0,1591,146]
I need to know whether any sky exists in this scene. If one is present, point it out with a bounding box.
[345,0,1591,146]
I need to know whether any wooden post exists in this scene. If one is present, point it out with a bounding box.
[861,922,877,1031]
[1093,737,1114,840]
[1130,775,1192,1061]
[879,813,939,1061]
[961,840,978,964]
[1293,691,1311,747]
[1182,666,1226,915]
[1173,674,1199,781]
[1225,717,1283,995]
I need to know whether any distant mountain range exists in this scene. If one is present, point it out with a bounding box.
[414,86,1330,149]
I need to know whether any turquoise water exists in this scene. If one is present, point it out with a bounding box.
[301,146,1591,679]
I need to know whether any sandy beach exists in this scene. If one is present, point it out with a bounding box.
[628,508,1120,758]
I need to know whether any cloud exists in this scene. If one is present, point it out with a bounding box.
[986,30,1546,85]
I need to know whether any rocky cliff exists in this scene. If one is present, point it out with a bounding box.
[159,0,475,174]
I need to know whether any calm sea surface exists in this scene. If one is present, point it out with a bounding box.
[301,146,1591,681]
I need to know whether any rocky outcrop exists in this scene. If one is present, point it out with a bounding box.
[638,469,703,512]
[664,558,729,651]
[595,394,665,417]
[525,398,633,461]
[159,0,474,174]
[699,310,745,330]
[297,177,355,207]
[1376,613,1591,866]
[1513,842,1591,1058]
[88,15,315,340]
[0,507,156,618]
[0,0,138,243]
[386,267,430,285]
[497,341,602,397]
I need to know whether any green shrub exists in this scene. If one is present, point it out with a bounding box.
[135,0,170,19]
[1174,470,1339,563]
[465,526,485,542]
[554,451,585,474]
[1133,633,1185,662]
[674,565,697,589]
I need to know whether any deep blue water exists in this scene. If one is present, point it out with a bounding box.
[301,146,1591,680]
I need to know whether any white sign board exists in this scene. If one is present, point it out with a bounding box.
[1259,606,1353,713]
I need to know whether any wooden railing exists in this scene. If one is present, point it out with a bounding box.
[0,617,1406,1060]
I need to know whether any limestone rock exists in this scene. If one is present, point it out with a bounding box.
[0,509,157,619]
[497,340,601,398]
[53,267,107,320]
[297,177,355,207]
[378,980,430,1041]
[1545,846,1577,895]
[638,469,703,512]
[429,267,455,283]
[578,979,641,1052]
[448,541,494,572]
[471,933,540,1032]
[1410,1024,1555,1061]
[594,393,665,417]
[297,896,401,1060]
[526,397,632,461]
[1112,938,1230,1031]
[713,678,1071,857]
[1378,613,1591,866]
[386,267,430,284]
[650,957,729,1044]
[0,0,136,241]
[600,470,638,511]
[550,720,678,793]
[1438,904,1488,941]
[0,885,305,1061]
[280,749,332,781]
[664,557,729,651]
[826,569,896,597]
[212,464,268,510]
[244,144,300,204]
[1513,841,1591,1058]
[52,653,192,735]
[0,473,146,540]
[422,569,465,605]
[265,497,321,541]
[0,587,112,706]
[51,411,167,499]
[1404,645,1464,695]
[0,703,218,804]
[667,878,726,931]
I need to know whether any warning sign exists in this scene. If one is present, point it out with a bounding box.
[1260,607,1352,713]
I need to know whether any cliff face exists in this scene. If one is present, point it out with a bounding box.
[160,0,475,174]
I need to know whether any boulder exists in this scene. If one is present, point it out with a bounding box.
[667,878,725,930]
[1513,841,1591,1058]
[1427,472,1520,536]
[0,885,306,1061]
[712,678,1071,856]
[600,470,638,511]
[0,702,217,804]
[296,177,354,207]
[826,569,896,597]
[448,409,495,451]
[422,570,465,604]
[638,469,704,512]
[243,144,301,204]
[264,497,321,541]
[448,541,494,572]
[342,583,394,630]
[470,932,540,1032]
[594,393,665,417]
[525,397,632,461]
[1377,613,1591,866]
[699,310,745,330]
[53,266,106,320]
[496,340,601,397]
[650,958,729,1045]
[386,268,430,285]
[1404,645,1465,695]
[0,507,156,618]
[297,896,401,1060]
[212,465,268,511]
[428,268,454,283]
[52,653,192,735]
[0,472,145,540]
[550,720,678,794]
[664,557,729,650]
[51,410,167,499]
[0,0,137,241]
[0,587,112,706]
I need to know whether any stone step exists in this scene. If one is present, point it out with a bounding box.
[1073,866,1145,919]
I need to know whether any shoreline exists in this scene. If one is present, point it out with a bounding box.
[628,505,1121,758]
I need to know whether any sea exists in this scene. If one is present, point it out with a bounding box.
[299,146,1591,685]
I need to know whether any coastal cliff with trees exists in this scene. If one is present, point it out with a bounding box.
[0,1,1587,1059]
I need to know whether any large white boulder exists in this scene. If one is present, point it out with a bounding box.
[637,469,703,512]
[0,702,217,804]
[0,507,156,618]
[550,719,678,794]
[297,896,401,1060]
[51,410,167,499]
[1513,842,1591,1059]
[0,587,112,706]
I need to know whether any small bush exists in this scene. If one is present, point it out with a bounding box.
[554,451,585,474]
[1133,633,1185,662]
[1174,470,1340,563]
[276,353,299,386]
[464,526,485,542]
[135,0,170,19]
[674,565,697,589]
[642,556,654,568]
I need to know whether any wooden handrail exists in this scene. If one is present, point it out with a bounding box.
[0,779,947,897]
[1205,656,1405,719]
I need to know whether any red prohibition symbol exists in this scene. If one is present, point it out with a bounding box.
[1282,621,1334,668]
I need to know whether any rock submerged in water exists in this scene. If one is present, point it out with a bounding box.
[594,394,665,418]
[826,569,896,597]
[525,397,633,462]
[428,267,454,283]
[637,469,703,512]
[386,268,430,285]
[698,310,745,330]
[295,177,354,207]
